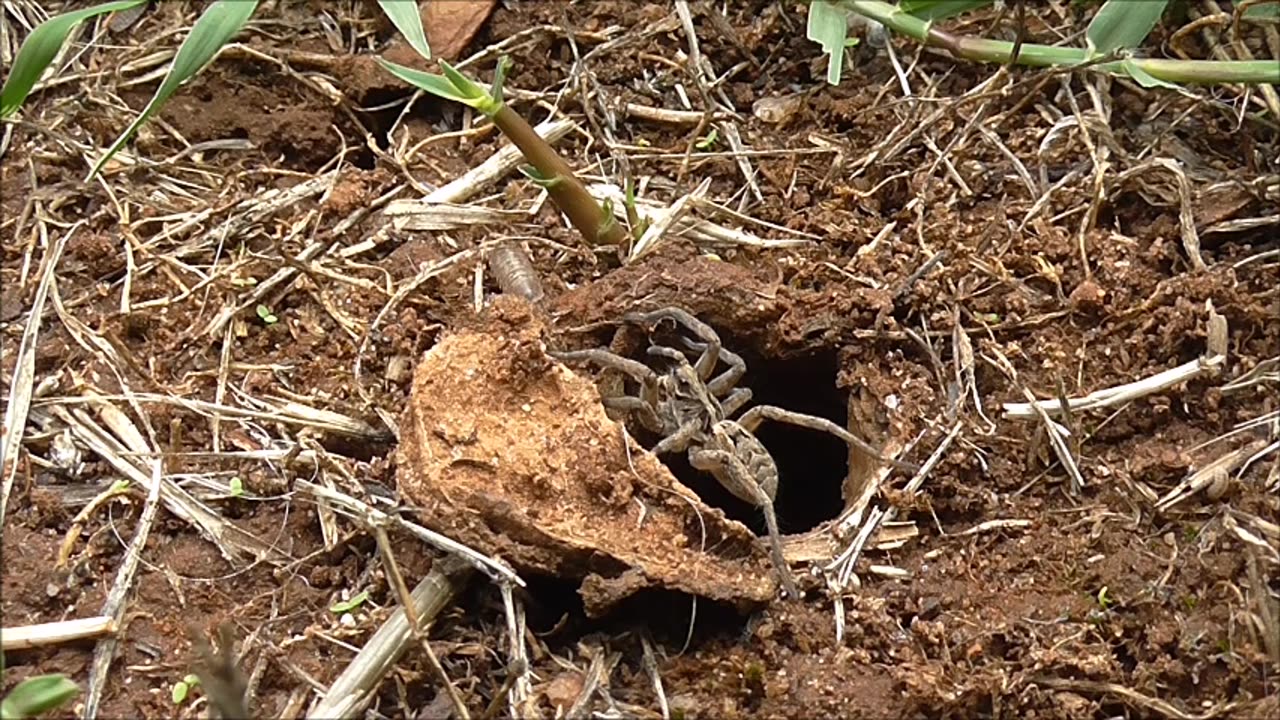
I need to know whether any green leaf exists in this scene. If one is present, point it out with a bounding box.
[518,164,563,188]
[1,675,79,719]
[1086,0,1169,56]
[899,0,994,21]
[89,0,258,179]
[491,56,513,105]
[330,590,369,614]
[439,60,501,115]
[376,0,431,60]
[378,58,467,101]
[1243,1,1280,19]
[807,0,850,85]
[377,58,499,115]
[1119,57,1181,89]
[695,128,718,149]
[255,304,277,324]
[171,675,199,705]
[228,477,244,497]
[0,0,148,117]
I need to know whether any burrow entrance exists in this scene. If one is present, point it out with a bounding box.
[663,342,849,536]
[590,316,851,538]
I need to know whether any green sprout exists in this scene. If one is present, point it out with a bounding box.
[228,477,244,497]
[171,674,200,705]
[808,0,1279,89]
[330,590,370,614]
[255,304,278,325]
[695,128,719,150]
[1,652,79,720]
[377,55,626,248]
[1,1,431,179]
[624,178,650,239]
[1096,586,1115,611]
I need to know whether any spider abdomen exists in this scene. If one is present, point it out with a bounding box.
[716,420,779,503]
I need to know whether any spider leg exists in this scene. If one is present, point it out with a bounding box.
[689,446,799,598]
[646,345,688,364]
[624,307,722,383]
[736,405,920,472]
[551,348,663,431]
[601,396,663,434]
[719,387,753,417]
[652,418,702,456]
[677,338,746,396]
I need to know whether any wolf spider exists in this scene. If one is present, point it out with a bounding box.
[552,307,913,597]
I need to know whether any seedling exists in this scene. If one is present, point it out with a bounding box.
[0,653,79,720]
[378,56,627,248]
[695,128,718,150]
[0,0,432,179]
[228,477,244,497]
[1096,585,1116,611]
[255,305,278,325]
[329,590,369,614]
[171,673,200,705]
[808,0,1279,88]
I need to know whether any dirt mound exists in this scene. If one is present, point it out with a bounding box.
[396,297,777,616]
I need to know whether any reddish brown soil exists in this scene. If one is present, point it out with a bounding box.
[2,1,1276,719]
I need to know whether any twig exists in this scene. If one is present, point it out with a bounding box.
[1,616,117,651]
[308,555,474,719]
[295,479,522,586]
[373,524,470,720]
[0,221,75,527]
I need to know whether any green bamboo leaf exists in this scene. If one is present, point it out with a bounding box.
[1242,1,1279,19]
[377,58,481,106]
[807,0,851,85]
[899,0,994,21]
[438,60,500,115]
[89,0,258,179]
[491,56,513,105]
[1119,57,1181,89]
[0,675,79,719]
[0,0,148,117]
[1087,0,1169,56]
[376,0,431,60]
[518,164,563,188]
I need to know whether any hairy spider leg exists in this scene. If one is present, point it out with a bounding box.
[690,434,800,598]
[550,349,664,433]
[624,307,723,382]
[736,405,920,473]
[675,337,747,397]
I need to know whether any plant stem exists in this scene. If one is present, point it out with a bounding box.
[841,0,1280,85]
[491,105,625,247]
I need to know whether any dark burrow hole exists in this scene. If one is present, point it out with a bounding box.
[517,573,758,647]
[625,335,849,537]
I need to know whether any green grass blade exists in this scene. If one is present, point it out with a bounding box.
[376,0,431,60]
[438,60,498,111]
[1087,0,1169,56]
[89,0,258,179]
[0,675,79,719]
[0,0,148,117]
[377,58,480,106]
[899,0,994,21]
[1120,57,1180,89]
[1242,1,1279,19]
[808,0,851,85]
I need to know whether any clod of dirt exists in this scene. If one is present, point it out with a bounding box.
[396,297,777,616]
[424,0,497,61]
[551,243,785,349]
